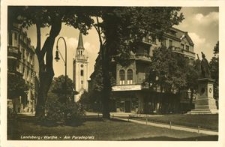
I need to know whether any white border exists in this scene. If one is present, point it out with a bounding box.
[1,0,225,147]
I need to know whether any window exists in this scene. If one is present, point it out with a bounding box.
[127,69,133,84]
[14,33,18,40]
[144,49,148,56]
[186,45,189,51]
[169,40,173,47]
[9,33,12,45]
[81,70,84,76]
[119,70,125,85]
[162,39,166,46]
[181,44,184,50]
[81,64,83,68]
[81,80,83,84]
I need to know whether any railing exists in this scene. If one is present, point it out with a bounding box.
[170,46,195,58]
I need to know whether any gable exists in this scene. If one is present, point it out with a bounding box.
[170,27,194,46]
[181,37,189,45]
[185,33,194,46]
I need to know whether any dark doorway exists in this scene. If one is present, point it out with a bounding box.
[125,101,131,112]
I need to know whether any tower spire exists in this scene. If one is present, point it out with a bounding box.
[77,31,84,49]
[73,31,89,102]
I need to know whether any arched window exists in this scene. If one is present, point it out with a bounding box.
[81,70,84,76]
[119,70,125,85]
[127,69,133,84]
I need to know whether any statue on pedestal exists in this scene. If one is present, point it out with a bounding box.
[188,52,217,114]
[200,52,211,78]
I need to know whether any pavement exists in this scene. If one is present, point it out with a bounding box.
[87,112,218,136]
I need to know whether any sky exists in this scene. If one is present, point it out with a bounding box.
[26,7,219,80]
[175,7,219,60]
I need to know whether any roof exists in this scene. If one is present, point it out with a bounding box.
[165,27,194,46]
[77,32,84,49]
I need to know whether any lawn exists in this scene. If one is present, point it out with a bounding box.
[129,114,218,131]
[7,114,217,141]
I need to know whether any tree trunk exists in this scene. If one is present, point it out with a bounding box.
[101,55,111,119]
[35,16,62,118]
[94,18,111,119]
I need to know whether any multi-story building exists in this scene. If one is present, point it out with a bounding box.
[8,23,37,113]
[163,27,195,61]
[89,27,195,114]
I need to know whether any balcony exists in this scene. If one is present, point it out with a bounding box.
[8,46,21,59]
[135,54,151,62]
[170,46,195,59]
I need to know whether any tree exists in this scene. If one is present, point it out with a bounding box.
[93,7,184,118]
[186,59,200,107]
[8,6,95,118]
[210,41,219,108]
[45,75,84,125]
[145,45,200,112]
[7,73,29,113]
[78,91,90,108]
[51,75,74,103]
[7,73,29,99]
[9,6,184,119]
[146,45,190,93]
[86,57,116,111]
[213,41,219,55]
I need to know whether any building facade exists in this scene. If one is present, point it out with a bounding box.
[111,27,195,113]
[90,27,195,114]
[73,32,89,102]
[8,23,37,113]
[163,27,195,61]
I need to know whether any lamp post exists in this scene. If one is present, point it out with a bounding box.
[55,37,67,103]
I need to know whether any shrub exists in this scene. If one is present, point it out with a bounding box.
[45,95,65,124]
[45,93,85,126]
[65,102,85,125]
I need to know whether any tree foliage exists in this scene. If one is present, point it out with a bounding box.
[9,6,184,118]
[45,93,85,126]
[45,75,85,125]
[98,7,184,65]
[209,41,219,107]
[90,65,116,92]
[213,41,219,55]
[7,73,29,99]
[92,7,184,118]
[186,60,200,91]
[147,46,191,93]
[51,75,74,102]
[8,6,95,118]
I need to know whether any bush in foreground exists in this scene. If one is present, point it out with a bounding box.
[45,95,85,126]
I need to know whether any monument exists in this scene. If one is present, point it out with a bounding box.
[188,52,218,114]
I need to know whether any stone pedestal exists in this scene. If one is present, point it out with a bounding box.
[188,78,218,114]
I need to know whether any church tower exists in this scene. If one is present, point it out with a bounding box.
[73,32,89,102]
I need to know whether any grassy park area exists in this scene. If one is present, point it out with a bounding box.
[129,114,218,131]
[8,114,218,141]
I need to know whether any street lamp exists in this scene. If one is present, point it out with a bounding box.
[55,37,67,103]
